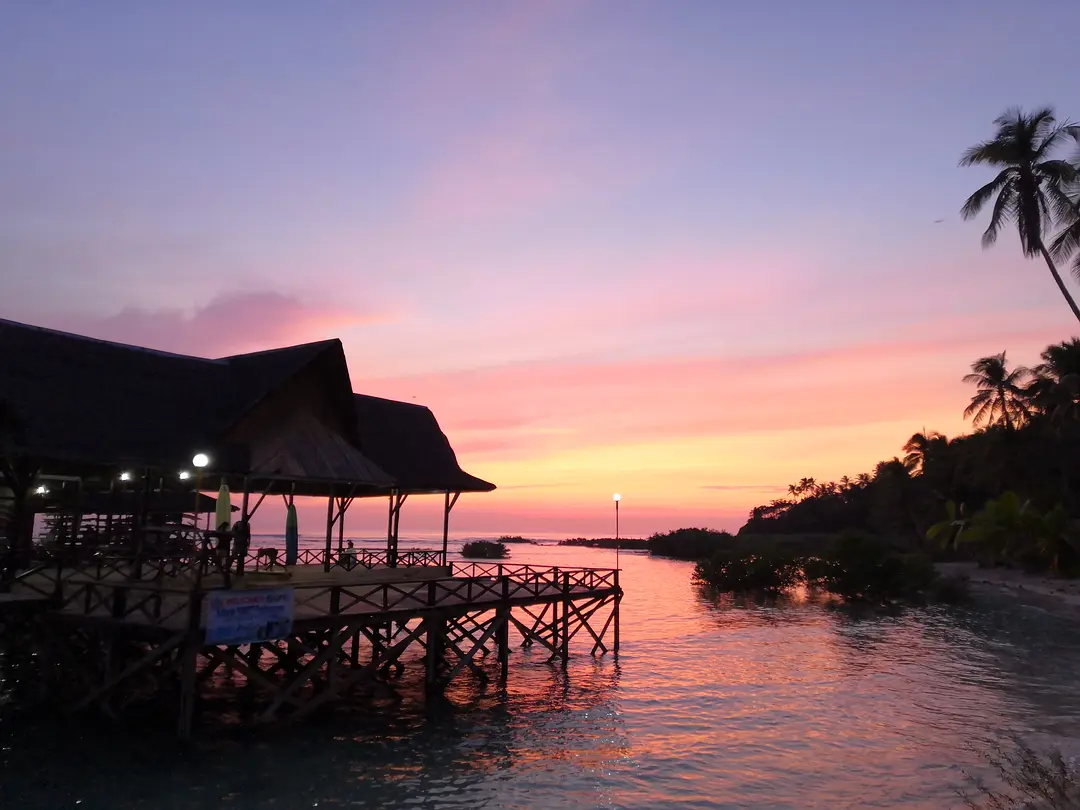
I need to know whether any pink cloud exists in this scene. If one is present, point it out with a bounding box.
[25,291,387,357]
[355,317,1071,463]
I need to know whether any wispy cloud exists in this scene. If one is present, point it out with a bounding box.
[21,291,389,357]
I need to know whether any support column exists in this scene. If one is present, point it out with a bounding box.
[497,575,510,681]
[177,590,204,740]
[324,495,334,573]
[385,492,395,567]
[385,491,406,568]
[337,497,345,552]
[561,572,570,664]
[237,477,251,577]
[423,615,444,690]
[442,492,460,568]
[391,493,404,568]
[613,570,621,654]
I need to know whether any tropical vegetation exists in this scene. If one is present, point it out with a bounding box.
[958,738,1080,809]
[961,107,1080,320]
[461,540,509,559]
[646,527,737,560]
[740,338,1080,576]
[693,531,962,604]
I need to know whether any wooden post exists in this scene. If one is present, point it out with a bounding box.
[385,492,395,568]
[237,477,250,577]
[613,570,621,654]
[442,491,450,567]
[350,629,360,668]
[424,615,443,690]
[177,590,204,740]
[337,497,345,552]
[561,572,570,663]
[323,494,334,573]
[497,575,510,681]
[390,493,404,568]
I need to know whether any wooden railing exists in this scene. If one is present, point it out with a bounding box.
[42,563,620,631]
[242,547,446,571]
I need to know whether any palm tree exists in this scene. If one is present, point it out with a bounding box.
[1050,146,1080,276]
[1027,337,1080,423]
[963,352,1031,430]
[902,429,947,473]
[960,107,1080,321]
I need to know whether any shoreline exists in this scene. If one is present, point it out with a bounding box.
[938,561,1080,617]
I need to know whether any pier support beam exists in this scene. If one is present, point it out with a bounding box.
[423,615,444,689]
[27,561,623,737]
[176,637,199,740]
[441,492,460,567]
[386,491,407,567]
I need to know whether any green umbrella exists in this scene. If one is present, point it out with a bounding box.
[215,482,231,531]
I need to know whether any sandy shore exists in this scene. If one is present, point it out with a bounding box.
[938,561,1080,616]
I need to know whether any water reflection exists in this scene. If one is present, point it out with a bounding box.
[5,544,1080,809]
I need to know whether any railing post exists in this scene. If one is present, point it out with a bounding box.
[613,569,621,654]
[561,571,570,663]
[330,586,341,615]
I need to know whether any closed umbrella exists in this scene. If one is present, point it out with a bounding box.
[285,502,299,566]
[215,482,231,532]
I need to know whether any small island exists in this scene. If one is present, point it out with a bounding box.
[461,540,510,559]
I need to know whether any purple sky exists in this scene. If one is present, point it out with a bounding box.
[2,2,1080,536]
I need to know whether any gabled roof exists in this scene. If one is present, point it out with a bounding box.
[0,319,228,466]
[0,319,388,489]
[353,394,495,494]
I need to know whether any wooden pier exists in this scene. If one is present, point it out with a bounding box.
[0,319,621,738]
[4,550,621,738]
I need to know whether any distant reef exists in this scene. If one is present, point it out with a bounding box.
[558,537,649,550]
[497,535,538,544]
[558,528,736,559]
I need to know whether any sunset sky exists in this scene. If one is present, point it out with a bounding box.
[2,2,1080,538]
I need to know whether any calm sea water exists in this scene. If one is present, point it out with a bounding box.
[4,539,1080,809]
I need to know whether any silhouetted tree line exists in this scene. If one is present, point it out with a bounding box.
[740,340,1080,553]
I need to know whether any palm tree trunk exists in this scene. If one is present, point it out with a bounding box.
[1039,245,1080,322]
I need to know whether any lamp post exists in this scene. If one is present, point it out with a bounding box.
[192,453,209,528]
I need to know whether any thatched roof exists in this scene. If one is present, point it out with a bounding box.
[0,319,495,497]
[354,394,495,494]
[0,319,390,490]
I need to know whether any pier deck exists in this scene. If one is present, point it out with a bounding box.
[5,553,621,737]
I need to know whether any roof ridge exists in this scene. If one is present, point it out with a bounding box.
[216,338,341,361]
[0,317,226,364]
[353,392,431,411]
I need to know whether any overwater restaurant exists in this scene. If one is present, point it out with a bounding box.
[0,318,620,737]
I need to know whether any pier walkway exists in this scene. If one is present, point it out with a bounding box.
[4,551,621,737]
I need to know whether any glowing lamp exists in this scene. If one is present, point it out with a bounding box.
[192,453,210,469]
[613,493,621,502]
[35,485,48,495]
[119,471,131,482]
[179,471,191,481]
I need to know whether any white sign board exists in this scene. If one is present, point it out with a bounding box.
[205,588,294,645]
